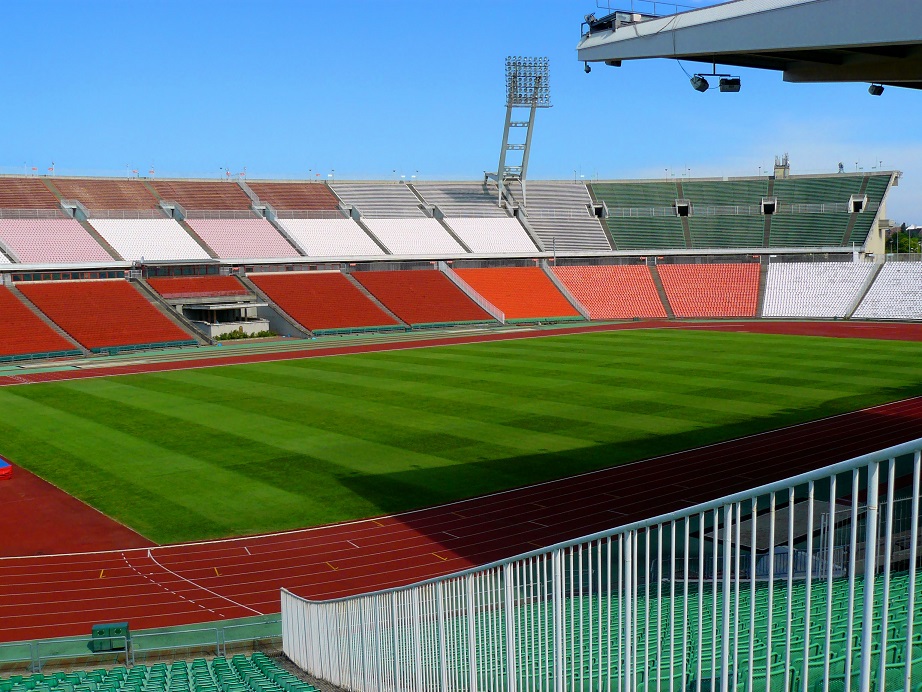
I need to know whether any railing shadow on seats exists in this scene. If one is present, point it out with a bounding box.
[282,438,922,692]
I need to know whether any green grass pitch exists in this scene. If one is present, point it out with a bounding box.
[2,329,922,544]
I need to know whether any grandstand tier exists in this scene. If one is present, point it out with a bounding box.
[0,218,114,264]
[658,263,760,318]
[276,218,385,257]
[247,181,340,210]
[453,266,581,320]
[17,280,196,350]
[854,262,922,320]
[593,181,687,250]
[763,261,875,318]
[508,181,611,252]
[363,218,465,255]
[248,271,400,332]
[149,180,253,211]
[0,178,60,209]
[412,181,509,218]
[147,275,249,299]
[352,270,493,325]
[443,217,538,254]
[184,218,299,259]
[331,183,427,218]
[88,219,212,262]
[552,264,667,319]
[0,287,81,358]
[52,178,161,210]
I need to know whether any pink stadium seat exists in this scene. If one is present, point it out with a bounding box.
[18,280,194,349]
[248,272,400,331]
[552,265,666,319]
[0,219,113,263]
[657,263,760,318]
[0,287,79,357]
[453,267,580,320]
[184,219,299,259]
[147,275,250,299]
[353,270,492,325]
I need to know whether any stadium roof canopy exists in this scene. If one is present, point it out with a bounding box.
[577,0,922,90]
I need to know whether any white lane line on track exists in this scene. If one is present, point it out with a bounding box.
[122,553,218,616]
[145,549,262,616]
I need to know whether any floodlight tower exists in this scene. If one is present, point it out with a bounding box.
[487,56,551,207]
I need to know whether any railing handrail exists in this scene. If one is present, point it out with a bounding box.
[286,434,922,605]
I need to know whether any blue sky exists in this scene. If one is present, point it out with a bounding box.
[2,0,918,222]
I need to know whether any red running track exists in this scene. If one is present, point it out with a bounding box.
[2,394,922,644]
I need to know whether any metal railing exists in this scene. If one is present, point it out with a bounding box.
[282,438,922,692]
[0,620,281,672]
[0,209,67,219]
[182,210,260,220]
[87,209,167,220]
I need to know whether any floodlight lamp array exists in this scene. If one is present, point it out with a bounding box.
[505,56,552,108]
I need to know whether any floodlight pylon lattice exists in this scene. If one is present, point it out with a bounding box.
[486,57,552,207]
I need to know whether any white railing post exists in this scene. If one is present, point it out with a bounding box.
[859,461,880,692]
[504,562,517,692]
[466,574,477,692]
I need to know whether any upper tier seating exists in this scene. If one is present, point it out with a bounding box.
[247,181,340,210]
[507,181,611,252]
[0,178,60,208]
[683,178,768,248]
[249,271,400,332]
[276,218,386,257]
[850,172,892,243]
[52,178,161,210]
[593,181,686,250]
[552,264,667,319]
[854,263,922,320]
[363,218,465,255]
[353,270,492,325]
[769,175,869,247]
[453,266,580,320]
[444,217,538,254]
[658,263,760,317]
[763,261,874,318]
[0,287,80,358]
[0,218,114,263]
[184,218,299,259]
[149,180,253,210]
[412,182,509,217]
[18,280,195,350]
[147,275,250,299]
[89,219,211,261]
[331,183,427,218]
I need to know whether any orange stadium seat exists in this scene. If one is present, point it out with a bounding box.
[353,270,492,325]
[147,275,250,299]
[0,287,80,358]
[657,263,760,318]
[248,271,400,332]
[453,266,580,320]
[552,264,666,319]
[18,280,195,350]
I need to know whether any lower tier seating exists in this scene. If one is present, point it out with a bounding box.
[0,652,319,692]
[658,263,760,318]
[453,267,580,321]
[353,270,493,325]
[854,263,922,320]
[552,264,667,319]
[184,219,299,259]
[0,287,80,359]
[147,275,250,299]
[248,271,400,332]
[763,262,874,318]
[17,280,195,351]
[0,219,113,263]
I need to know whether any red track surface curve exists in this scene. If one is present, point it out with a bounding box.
[2,394,922,644]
